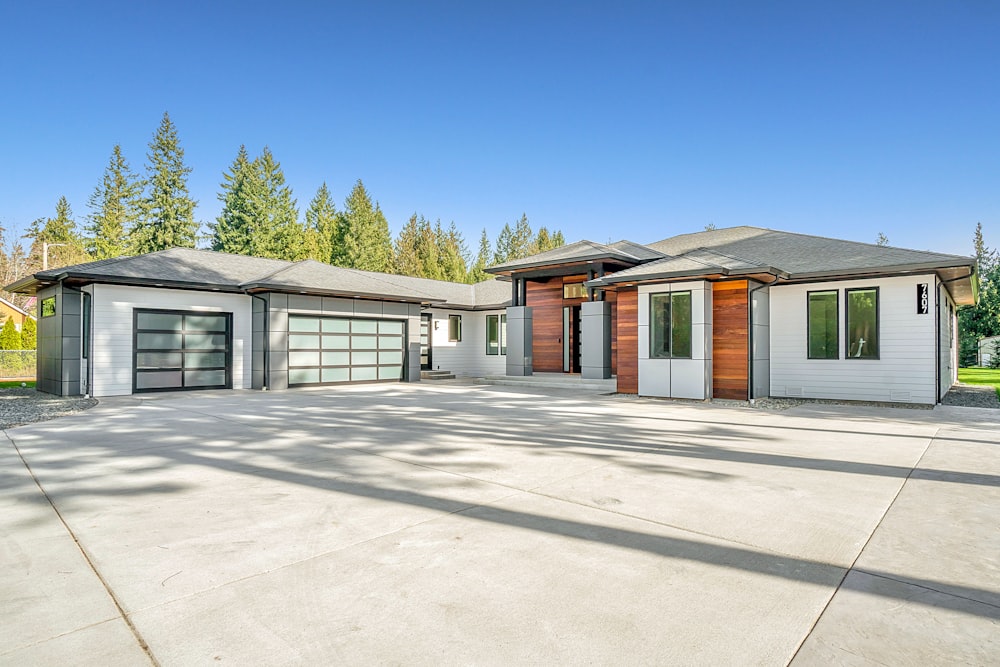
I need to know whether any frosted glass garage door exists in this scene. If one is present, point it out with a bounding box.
[287,316,405,386]
[133,310,232,392]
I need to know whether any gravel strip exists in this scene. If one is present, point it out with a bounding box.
[607,393,932,410]
[0,388,98,429]
[940,383,1000,409]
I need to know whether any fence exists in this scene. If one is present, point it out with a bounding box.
[0,350,37,380]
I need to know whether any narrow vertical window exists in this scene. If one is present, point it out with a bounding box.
[807,291,838,359]
[448,314,462,342]
[500,314,507,355]
[650,291,692,359]
[846,288,879,359]
[82,293,92,359]
[486,315,499,355]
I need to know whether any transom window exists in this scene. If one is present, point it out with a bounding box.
[563,283,587,299]
[650,291,692,359]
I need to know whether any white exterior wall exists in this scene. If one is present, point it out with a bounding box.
[938,282,958,399]
[750,283,770,399]
[770,274,938,404]
[637,281,713,399]
[89,284,253,397]
[425,309,507,377]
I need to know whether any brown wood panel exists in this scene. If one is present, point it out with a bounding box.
[712,280,749,400]
[525,275,588,372]
[616,288,638,393]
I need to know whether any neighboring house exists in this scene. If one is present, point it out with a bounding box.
[6,226,977,404]
[980,335,1000,367]
[0,296,35,332]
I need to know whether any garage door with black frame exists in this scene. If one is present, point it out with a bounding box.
[134,309,232,392]
[288,315,405,386]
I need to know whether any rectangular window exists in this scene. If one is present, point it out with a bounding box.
[563,283,587,299]
[846,288,879,359]
[649,291,692,359]
[486,314,507,355]
[448,314,462,342]
[41,297,56,317]
[807,291,838,359]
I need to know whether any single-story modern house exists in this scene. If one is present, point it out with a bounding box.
[7,226,977,404]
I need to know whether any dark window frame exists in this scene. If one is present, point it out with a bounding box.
[40,296,56,318]
[649,291,693,360]
[82,292,91,359]
[132,308,233,394]
[448,314,462,342]
[486,313,507,356]
[845,287,880,360]
[806,289,839,360]
[563,283,587,299]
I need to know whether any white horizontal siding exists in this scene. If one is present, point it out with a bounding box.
[426,309,506,377]
[89,284,253,397]
[769,275,937,403]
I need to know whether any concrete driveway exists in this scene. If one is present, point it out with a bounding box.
[2,384,999,665]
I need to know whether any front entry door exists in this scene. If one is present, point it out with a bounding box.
[420,314,432,371]
[562,305,582,373]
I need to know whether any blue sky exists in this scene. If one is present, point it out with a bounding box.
[1,1,997,256]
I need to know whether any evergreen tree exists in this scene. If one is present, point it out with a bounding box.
[876,232,890,247]
[493,223,515,265]
[492,214,535,264]
[252,147,305,260]
[394,214,424,277]
[532,226,566,255]
[0,227,30,310]
[211,145,257,255]
[467,228,492,283]
[551,230,566,247]
[437,221,468,283]
[86,145,141,259]
[21,316,36,350]
[336,180,393,272]
[27,197,89,271]
[0,319,20,350]
[304,183,338,263]
[132,112,198,254]
[958,222,1000,365]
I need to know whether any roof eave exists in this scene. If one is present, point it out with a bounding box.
[789,260,976,281]
[485,251,642,275]
[242,282,437,304]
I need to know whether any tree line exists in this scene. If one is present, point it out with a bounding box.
[1,112,565,309]
[959,222,1000,366]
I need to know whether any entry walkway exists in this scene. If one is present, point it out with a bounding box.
[2,386,998,664]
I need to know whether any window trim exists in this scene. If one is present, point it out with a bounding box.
[448,314,462,342]
[649,290,693,360]
[806,289,839,360]
[845,286,880,361]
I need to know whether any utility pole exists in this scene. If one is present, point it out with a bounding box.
[42,242,66,271]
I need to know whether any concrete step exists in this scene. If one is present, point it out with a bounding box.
[474,374,616,392]
[421,370,456,380]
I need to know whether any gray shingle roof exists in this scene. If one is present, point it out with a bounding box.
[645,226,973,277]
[9,247,512,309]
[487,239,660,273]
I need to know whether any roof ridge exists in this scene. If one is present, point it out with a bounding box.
[686,246,762,267]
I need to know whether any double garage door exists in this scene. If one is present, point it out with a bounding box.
[133,309,406,393]
[288,315,405,386]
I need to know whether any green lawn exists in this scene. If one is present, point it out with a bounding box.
[958,367,1000,398]
[0,380,35,389]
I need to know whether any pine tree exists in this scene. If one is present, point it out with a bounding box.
[20,316,36,350]
[86,145,141,259]
[467,229,492,283]
[551,230,566,247]
[304,183,338,263]
[531,227,566,254]
[437,221,468,283]
[0,319,20,350]
[211,145,257,255]
[252,147,305,260]
[876,232,890,247]
[336,180,394,272]
[394,214,424,277]
[132,112,198,254]
[492,214,535,264]
[27,197,89,271]
[958,222,1000,366]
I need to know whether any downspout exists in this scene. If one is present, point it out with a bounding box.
[934,278,941,403]
[250,293,269,391]
[747,275,780,402]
